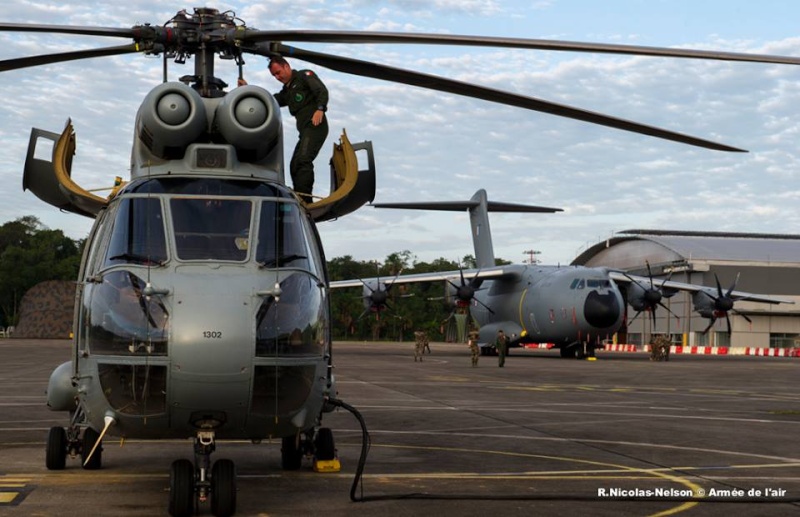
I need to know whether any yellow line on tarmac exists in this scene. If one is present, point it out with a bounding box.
[0,493,19,503]
[373,443,701,516]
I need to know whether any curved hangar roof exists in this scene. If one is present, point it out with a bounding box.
[572,230,800,270]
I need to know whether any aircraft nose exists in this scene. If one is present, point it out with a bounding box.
[584,290,621,329]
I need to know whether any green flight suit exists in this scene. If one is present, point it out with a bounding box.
[273,69,329,203]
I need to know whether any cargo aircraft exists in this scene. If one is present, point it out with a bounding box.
[331,190,794,358]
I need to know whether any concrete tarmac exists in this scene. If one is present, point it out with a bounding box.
[1,339,799,516]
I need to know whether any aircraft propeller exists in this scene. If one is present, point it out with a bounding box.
[444,268,495,315]
[693,273,753,334]
[357,267,404,321]
[623,261,679,329]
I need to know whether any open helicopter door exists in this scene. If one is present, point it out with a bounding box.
[23,120,115,218]
[306,129,375,222]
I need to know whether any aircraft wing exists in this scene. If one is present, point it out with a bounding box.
[329,265,521,289]
[607,270,795,305]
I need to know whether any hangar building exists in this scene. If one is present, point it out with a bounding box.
[573,230,800,349]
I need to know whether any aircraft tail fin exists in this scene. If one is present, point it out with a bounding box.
[372,189,562,269]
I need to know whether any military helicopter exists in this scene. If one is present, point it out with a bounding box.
[5,6,800,516]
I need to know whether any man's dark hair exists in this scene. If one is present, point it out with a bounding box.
[268,56,289,68]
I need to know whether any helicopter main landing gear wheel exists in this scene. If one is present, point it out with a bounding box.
[81,426,102,469]
[281,434,303,470]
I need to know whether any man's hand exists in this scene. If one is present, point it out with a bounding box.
[237,78,248,87]
[312,109,324,126]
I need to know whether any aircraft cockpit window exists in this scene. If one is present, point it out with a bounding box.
[85,270,169,356]
[171,198,253,261]
[587,279,611,288]
[570,278,585,289]
[103,197,167,268]
[256,201,313,272]
[255,272,326,357]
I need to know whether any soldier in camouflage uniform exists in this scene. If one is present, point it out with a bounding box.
[414,330,426,362]
[496,329,508,367]
[468,330,480,367]
[650,334,672,362]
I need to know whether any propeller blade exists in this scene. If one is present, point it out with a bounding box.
[726,272,740,298]
[0,44,140,72]
[714,273,725,299]
[702,317,717,335]
[657,301,681,322]
[734,310,753,324]
[725,313,733,335]
[0,22,135,38]
[238,29,800,66]
[628,310,643,326]
[472,297,495,315]
[251,43,745,152]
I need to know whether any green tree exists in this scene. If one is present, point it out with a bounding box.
[328,251,511,342]
[0,216,83,327]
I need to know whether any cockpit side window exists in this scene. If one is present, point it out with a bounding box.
[103,197,167,268]
[171,198,252,261]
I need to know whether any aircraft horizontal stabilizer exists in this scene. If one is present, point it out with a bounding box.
[372,199,562,213]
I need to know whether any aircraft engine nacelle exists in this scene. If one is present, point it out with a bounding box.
[626,282,651,311]
[46,361,78,412]
[136,82,208,159]
[692,291,715,319]
[215,85,281,161]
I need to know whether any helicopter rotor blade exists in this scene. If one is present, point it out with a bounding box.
[0,44,141,72]
[0,22,136,39]
[238,29,800,66]
[251,43,745,153]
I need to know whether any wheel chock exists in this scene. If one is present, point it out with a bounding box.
[313,458,341,472]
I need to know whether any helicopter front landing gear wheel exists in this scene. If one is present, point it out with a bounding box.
[169,459,195,517]
[211,458,237,517]
[46,426,67,470]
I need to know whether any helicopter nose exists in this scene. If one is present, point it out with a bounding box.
[584,290,622,329]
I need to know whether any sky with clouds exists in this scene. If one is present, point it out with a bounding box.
[1,1,799,267]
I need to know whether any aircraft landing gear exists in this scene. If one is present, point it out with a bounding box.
[280,427,339,472]
[46,407,101,470]
[560,342,596,359]
[169,430,237,517]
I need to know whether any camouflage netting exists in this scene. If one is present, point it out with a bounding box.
[14,280,75,339]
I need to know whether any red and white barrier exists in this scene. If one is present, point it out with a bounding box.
[523,343,799,357]
[641,345,800,358]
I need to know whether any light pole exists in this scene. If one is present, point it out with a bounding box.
[522,249,541,264]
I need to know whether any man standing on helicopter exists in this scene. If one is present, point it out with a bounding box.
[240,56,329,204]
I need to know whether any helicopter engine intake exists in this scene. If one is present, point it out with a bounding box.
[136,82,208,160]
[215,85,282,161]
